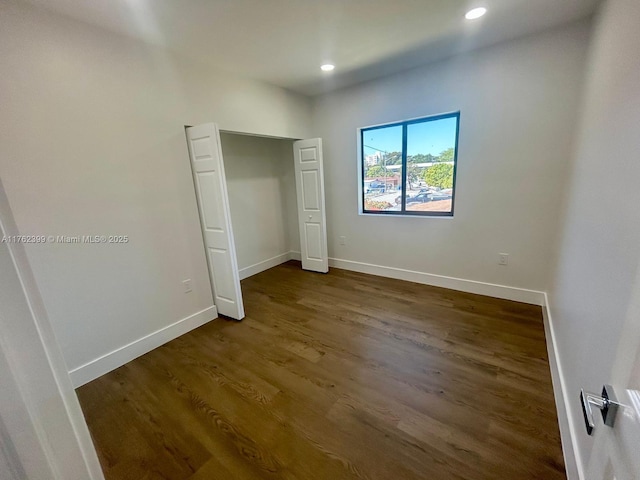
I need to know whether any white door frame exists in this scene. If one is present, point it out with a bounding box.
[0,179,104,480]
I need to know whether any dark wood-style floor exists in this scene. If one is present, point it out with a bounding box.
[77,261,565,480]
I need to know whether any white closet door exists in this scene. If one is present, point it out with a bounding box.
[293,138,328,273]
[186,123,244,320]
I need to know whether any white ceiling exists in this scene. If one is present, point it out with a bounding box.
[24,0,601,96]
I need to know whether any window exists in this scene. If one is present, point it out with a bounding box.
[359,112,460,217]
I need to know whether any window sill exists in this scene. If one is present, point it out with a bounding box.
[358,212,454,219]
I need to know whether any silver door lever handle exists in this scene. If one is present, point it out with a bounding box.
[580,384,619,435]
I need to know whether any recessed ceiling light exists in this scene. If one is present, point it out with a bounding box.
[465,7,487,20]
[321,64,335,72]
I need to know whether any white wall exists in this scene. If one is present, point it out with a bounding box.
[547,0,640,475]
[221,133,299,272]
[311,21,591,292]
[0,1,311,380]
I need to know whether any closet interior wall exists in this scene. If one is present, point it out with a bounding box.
[220,132,300,277]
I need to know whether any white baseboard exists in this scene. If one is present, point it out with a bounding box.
[327,257,545,305]
[289,250,301,261]
[543,294,584,480]
[69,306,217,388]
[238,252,293,280]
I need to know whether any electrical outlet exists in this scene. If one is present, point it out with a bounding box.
[498,253,509,266]
[182,279,193,293]
[339,236,346,246]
